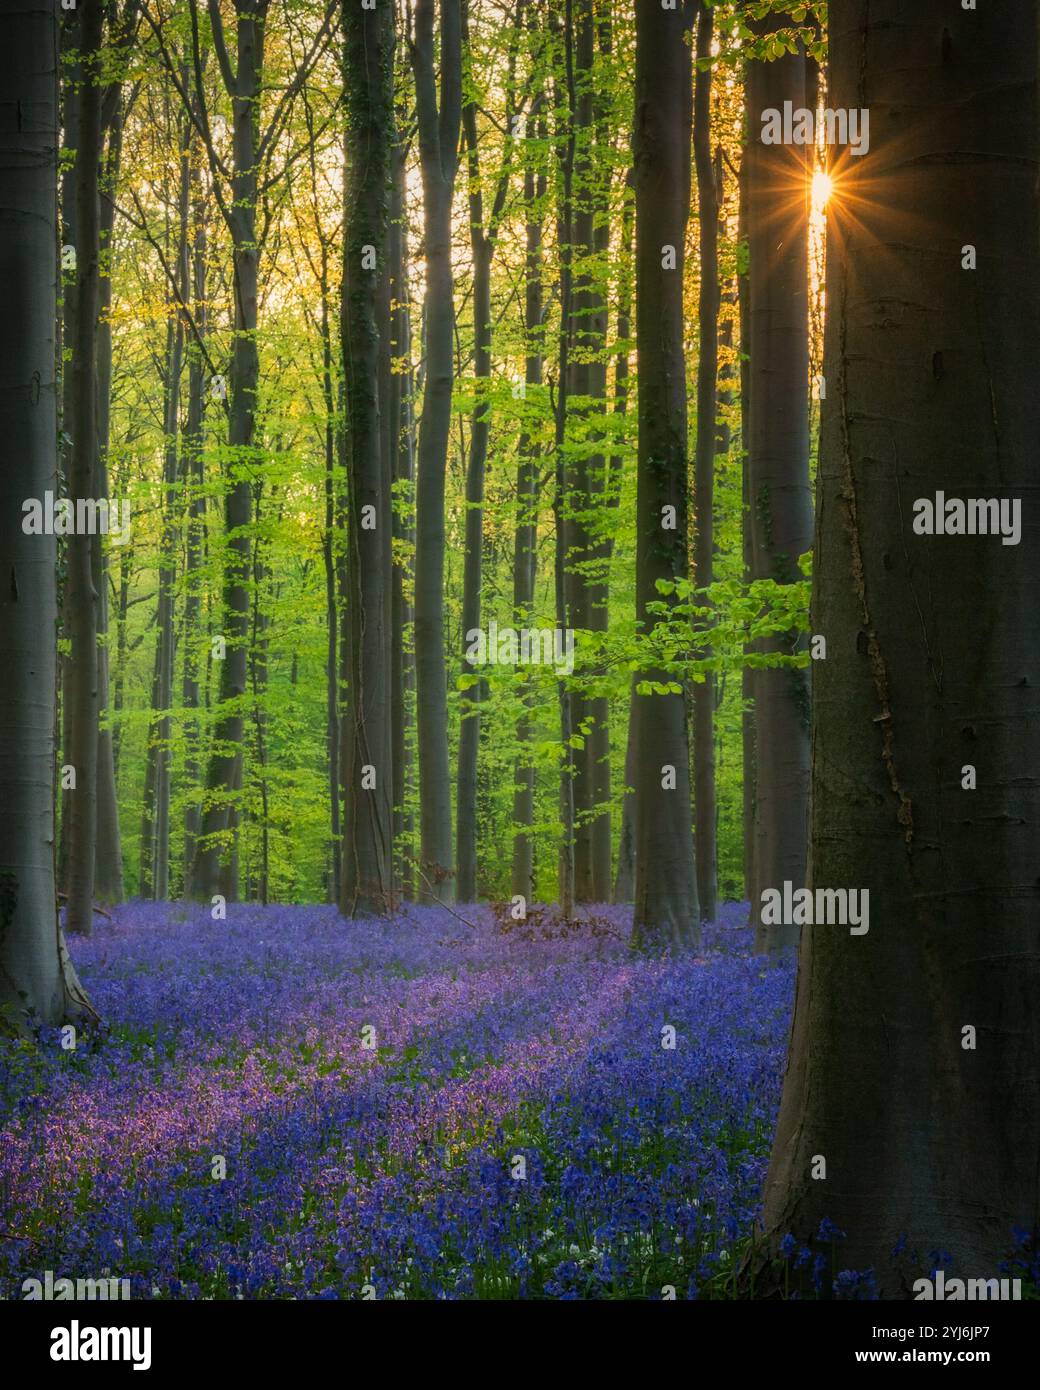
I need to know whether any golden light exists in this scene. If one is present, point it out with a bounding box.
[812,170,834,213]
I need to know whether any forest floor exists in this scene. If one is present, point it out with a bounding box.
[1,900,795,1300]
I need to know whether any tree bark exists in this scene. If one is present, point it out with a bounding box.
[191,0,269,902]
[566,0,611,904]
[63,0,105,937]
[761,0,1040,1291]
[411,0,462,904]
[0,0,93,1031]
[339,0,396,917]
[746,20,812,953]
[389,136,416,901]
[691,0,718,924]
[630,0,699,951]
[510,94,546,905]
[93,94,124,905]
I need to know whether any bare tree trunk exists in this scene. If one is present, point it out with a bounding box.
[64,0,105,937]
[510,94,546,905]
[0,0,93,1030]
[411,0,462,904]
[389,138,417,901]
[191,0,269,902]
[567,0,611,903]
[339,0,396,916]
[94,96,124,904]
[181,164,208,894]
[630,0,699,951]
[746,18,812,953]
[691,0,718,924]
[762,0,1040,1290]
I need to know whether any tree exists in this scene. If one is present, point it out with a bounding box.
[339,0,396,917]
[691,0,718,924]
[63,0,106,937]
[565,0,611,904]
[630,0,699,951]
[0,0,93,1030]
[456,0,521,904]
[761,0,1040,1290]
[410,0,462,904]
[745,14,812,953]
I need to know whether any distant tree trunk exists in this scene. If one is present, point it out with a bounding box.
[630,0,699,951]
[738,144,755,909]
[64,0,105,937]
[181,165,208,893]
[339,0,395,917]
[510,96,546,905]
[411,0,462,904]
[250,482,270,904]
[0,0,93,1030]
[552,1,576,917]
[389,139,416,901]
[610,175,635,906]
[191,0,268,902]
[455,43,491,904]
[746,19,813,953]
[94,97,124,905]
[691,0,718,924]
[761,0,1040,1290]
[142,128,189,901]
[567,0,611,903]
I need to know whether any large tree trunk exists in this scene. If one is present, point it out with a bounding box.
[191,0,267,902]
[339,0,395,917]
[761,0,1040,1292]
[691,0,718,924]
[745,21,813,953]
[0,0,93,1031]
[630,0,699,951]
[63,0,105,937]
[411,0,461,905]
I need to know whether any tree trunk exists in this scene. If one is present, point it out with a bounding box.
[691,0,718,924]
[746,20,813,953]
[191,0,268,902]
[389,138,417,901]
[339,0,396,917]
[64,0,105,937]
[181,163,208,894]
[93,98,124,904]
[510,95,546,905]
[411,0,462,905]
[0,0,93,1031]
[630,0,699,951]
[567,0,611,903]
[761,0,1040,1291]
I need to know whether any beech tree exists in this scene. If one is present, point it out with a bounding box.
[762,0,1040,1290]
[630,0,700,950]
[745,12,812,953]
[339,0,396,916]
[410,0,462,904]
[0,0,93,1030]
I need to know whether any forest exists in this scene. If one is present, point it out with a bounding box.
[1,0,1038,1315]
